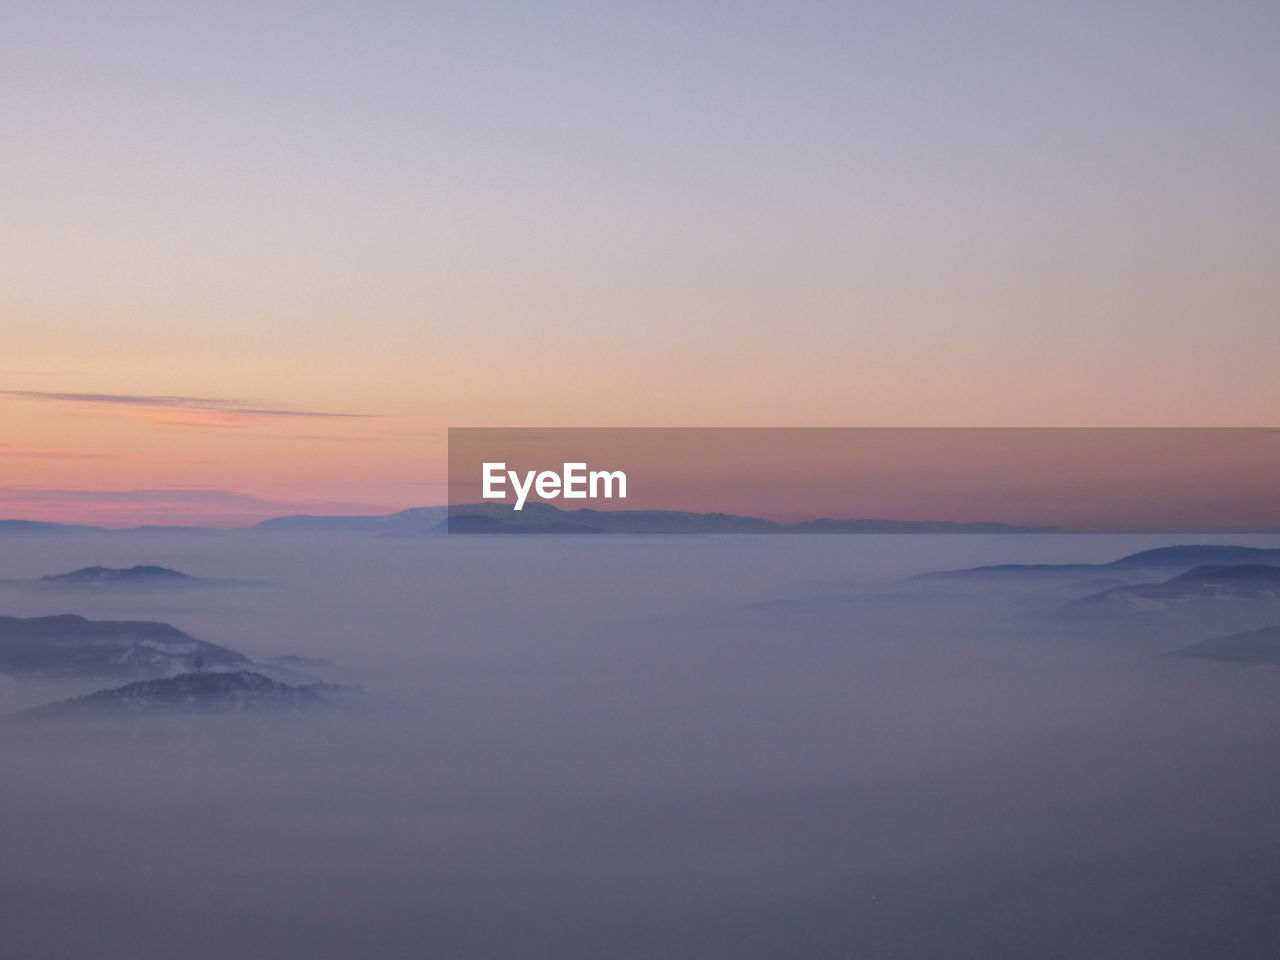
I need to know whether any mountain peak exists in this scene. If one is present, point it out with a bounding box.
[0,614,250,679]
[11,670,364,720]
[40,565,193,585]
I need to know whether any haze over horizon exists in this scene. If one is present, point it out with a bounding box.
[5,529,1280,957]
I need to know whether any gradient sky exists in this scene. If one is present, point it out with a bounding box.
[3,1,1278,525]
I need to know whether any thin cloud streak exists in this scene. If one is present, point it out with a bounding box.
[0,487,368,508]
[0,446,126,460]
[0,390,369,419]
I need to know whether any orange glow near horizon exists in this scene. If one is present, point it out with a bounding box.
[0,393,447,526]
[3,379,1280,527]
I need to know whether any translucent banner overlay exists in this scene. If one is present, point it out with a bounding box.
[447,428,1280,534]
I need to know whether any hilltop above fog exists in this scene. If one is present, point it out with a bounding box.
[8,670,362,722]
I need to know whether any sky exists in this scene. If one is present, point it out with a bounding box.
[2,1,1278,525]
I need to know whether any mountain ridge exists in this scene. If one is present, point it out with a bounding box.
[1074,563,1280,608]
[7,670,362,721]
[915,546,1280,582]
[5,507,1279,536]
[40,565,193,585]
[257,503,1068,535]
[0,614,252,679]
[1168,625,1280,664]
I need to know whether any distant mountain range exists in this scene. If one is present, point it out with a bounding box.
[40,565,193,585]
[0,519,103,535]
[8,670,361,721]
[0,519,218,535]
[3,506,1278,536]
[0,506,1067,534]
[914,546,1280,582]
[1168,625,1280,664]
[1074,564,1280,608]
[0,614,251,679]
[254,506,448,534]
[257,503,1066,535]
[17,565,267,589]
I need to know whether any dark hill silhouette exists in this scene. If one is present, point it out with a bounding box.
[40,565,193,585]
[0,614,251,679]
[15,565,270,589]
[1074,564,1280,608]
[0,520,215,535]
[254,503,1064,535]
[915,546,1280,582]
[9,670,362,720]
[1167,625,1280,664]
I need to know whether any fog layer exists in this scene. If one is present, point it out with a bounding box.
[2,533,1279,959]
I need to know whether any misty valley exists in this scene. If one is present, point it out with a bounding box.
[2,530,1279,959]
